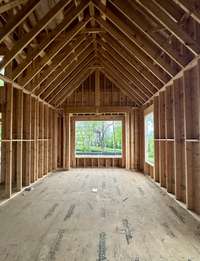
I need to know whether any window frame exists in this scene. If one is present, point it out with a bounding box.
[0,56,4,87]
[144,105,154,166]
[70,115,126,165]
[75,119,123,158]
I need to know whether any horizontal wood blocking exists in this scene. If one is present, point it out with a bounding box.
[0,84,59,199]
[144,58,200,215]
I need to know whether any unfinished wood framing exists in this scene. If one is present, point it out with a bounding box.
[4,82,13,198]
[141,57,200,215]
[0,0,200,219]
[0,84,59,199]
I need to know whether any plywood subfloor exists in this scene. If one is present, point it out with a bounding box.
[0,169,200,261]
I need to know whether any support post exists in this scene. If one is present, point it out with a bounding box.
[4,82,13,197]
[16,89,23,191]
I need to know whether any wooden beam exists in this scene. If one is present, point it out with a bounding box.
[165,85,174,193]
[98,54,146,104]
[12,1,91,80]
[75,0,84,21]
[64,106,135,113]
[35,99,39,180]
[52,111,58,170]
[110,0,188,67]
[100,33,162,90]
[66,113,71,170]
[62,114,67,169]
[63,113,71,170]
[144,53,200,105]
[0,0,40,45]
[100,0,107,20]
[0,0,27,14]
[31,97,37,182]
[98,40,155,96]
[31,36,87,95]
[173,77,186,202]
[44,105,49,175]
[34,39,94,97]
[100,67,141,106]
[38,102,44,178]
[93,0,177,77]
[183,65,200,211]
[0,0,72,70]
[41,46,95,101]
[153,96,160,182]
[51,58,95,105]
[0,73,56,109]
[172,0,200,24]
[23,94,31,186]
[95,70,100,107]
[158,91,166,188]
[95,15,170,84]
[56,69,95,107]
[4,82,13,198]
[99,48,150,100]
[100,70,135,106]
[135,0,200,55]
[16,89,23,191]
[81,27,105,33]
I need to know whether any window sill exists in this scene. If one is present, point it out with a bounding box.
[76,155,122,158]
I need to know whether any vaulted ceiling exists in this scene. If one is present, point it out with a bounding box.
[0,0,200,108]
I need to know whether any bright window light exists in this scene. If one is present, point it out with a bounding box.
[0,56,4,87]
[145,112,154,165]
[75,120,122,158]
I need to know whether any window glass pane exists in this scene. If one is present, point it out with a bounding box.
[0,57,4,87]
[75,121,122,157]
[145,112,154,164]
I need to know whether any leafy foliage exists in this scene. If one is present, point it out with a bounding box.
[0,57,4,87]
[75,121,122,156]
[145,112,154,164]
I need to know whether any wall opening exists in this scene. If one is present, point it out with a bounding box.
[0,56,4,87]
[145,111,154,165]
[75,120,122,158]
[70,115,125,168]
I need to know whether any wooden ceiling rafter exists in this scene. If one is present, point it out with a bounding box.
[95,15,170,84]
[1,0,200,108]
[109,0,188,68]
[99,33,162,90]
[0,0,27,14]
[18,18,92,88]
[0,0,40,45]
[28,35,87,94]
[172,0,200,24]
[56,68,95,107]
[98,53,147,104]
[32,38,91,96]
[98,37,157,95]
[135,0,200,55]
[93,0,178,77]
[75,0,84,22]
[42,48,95,102]
[34,39,95,97]
[100,68,142,106]
[48,55,95,104]
[52,59,96,106]
[98,46,152,100]
[98,55,146,104]
[0,0,73,70]
[12,0,91,81]
[0,68,56,110]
